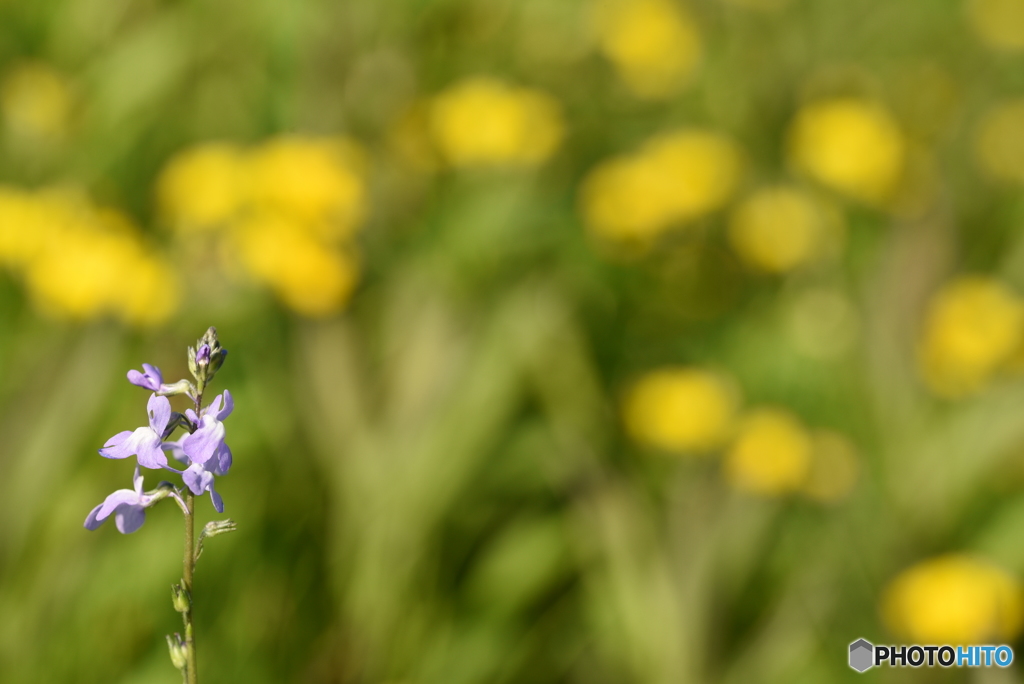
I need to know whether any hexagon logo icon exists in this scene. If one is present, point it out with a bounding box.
[849,638,874,672]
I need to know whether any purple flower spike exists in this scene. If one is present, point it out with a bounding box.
[84,467,158,533]
[183,463,225,513]
[127,364,164,391]
[99,394,172,469]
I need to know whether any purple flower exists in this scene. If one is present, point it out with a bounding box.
[183,463,225,513]
[181,390,233,466]
[127,364,164,391]
[160,438,230,512]
[84,467,161,533]
[159,390,233,512]
[99,394,171,469]
[128,364,194,399]
[196,344,211,366]
[162,438,231,473]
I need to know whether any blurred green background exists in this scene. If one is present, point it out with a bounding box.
[5,0,1024,682]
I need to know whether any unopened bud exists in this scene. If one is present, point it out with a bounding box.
[189,327,227,392]
[197,344,210,368]
[195,519,238,561]
[171,583,191,613]
[166,633,187,670]
[203,519,238,537]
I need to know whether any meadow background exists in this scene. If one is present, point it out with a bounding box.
[3,0,1024,682]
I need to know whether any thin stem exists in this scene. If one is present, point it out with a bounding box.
[183,491,198,684]
[182,390,203,684]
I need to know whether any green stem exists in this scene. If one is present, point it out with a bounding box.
[183,387,203,684]
[183,491,198,684]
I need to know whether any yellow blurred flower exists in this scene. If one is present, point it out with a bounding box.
[581,129,742,243]
[967,0,1024,52]
[1,62,72,140]
[648,131,744,220]
[974,99,1024,185]
[233,215,359,317]
[787,98,906,205]
[153,135,372,318]
[428,78,564,167]
[156,136,368,242]
[0,186,54,268]
[25,230,127,320]
[919,276,1024,397]
[800,430,859,503]
[156,143,246,230]
[723,408,812,496]
[246,136,367,238]
[883,555,1023,644]
[21,202,177,326]
[579,155,674,243]
[728,186,838,273]
[592,0,702,99]
[623,367,739,454]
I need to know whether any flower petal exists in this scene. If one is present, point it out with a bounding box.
[114,505,146,533]
[211,443,232,476]
[127,370,150,388]
[147,394,172,436]
[98,429,142,459]
[127,364,163,391]
[212,390,234,421]
[84,503,105,530]
[136,433,169,469]
[203,394,222,418]
[181,416,225,465]
[182,463,214,496]
[209,487,224,514]
[95,488,142,521]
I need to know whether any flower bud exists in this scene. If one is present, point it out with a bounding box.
[187,345,198,379]
[166,633,187,670]
[171,583,191,613]
[189,327,228,392]
[203,519,238,537]
[195,519,238,560]
[202,327,228,375]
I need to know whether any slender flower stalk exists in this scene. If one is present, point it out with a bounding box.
[181,379,204,684]
[183,487,197,684]
[85,327,235,683]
